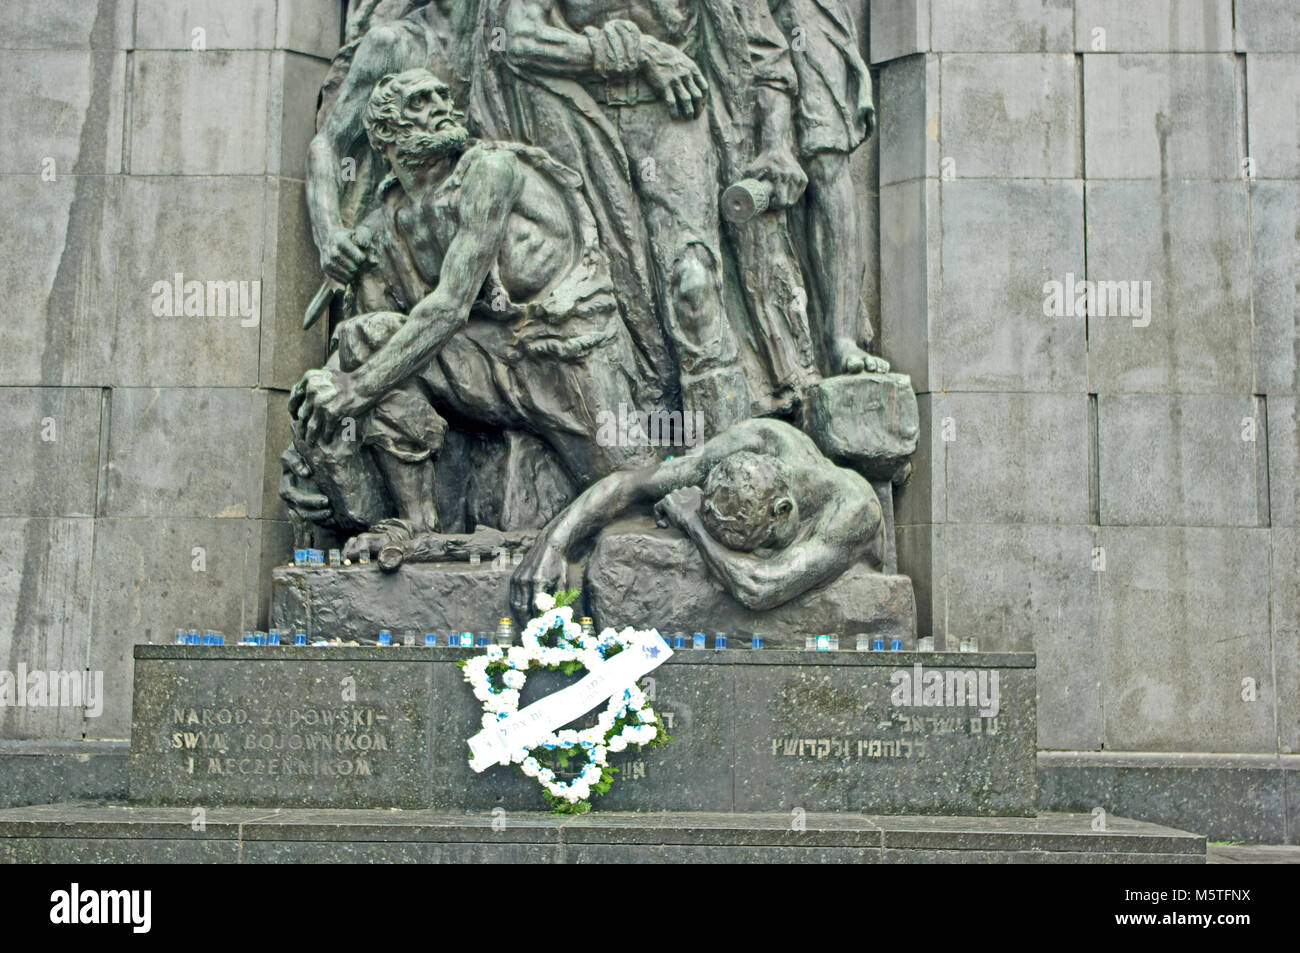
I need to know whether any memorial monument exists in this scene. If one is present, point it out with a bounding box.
[0,0,1218,863]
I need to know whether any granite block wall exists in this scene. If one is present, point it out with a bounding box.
[0,0,337,740]
[875,0,1299,837]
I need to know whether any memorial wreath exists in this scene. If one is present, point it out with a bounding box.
[460,590,672,813]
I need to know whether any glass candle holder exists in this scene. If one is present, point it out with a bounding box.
[714,632,727,649]
[750,634,764,649]
[692,632,706,649]
[377,630,393,646]
[294,633,307,646]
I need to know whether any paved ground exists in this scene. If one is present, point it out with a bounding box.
[1207,845,1300,863]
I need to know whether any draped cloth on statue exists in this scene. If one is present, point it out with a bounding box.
[466,0,818,414]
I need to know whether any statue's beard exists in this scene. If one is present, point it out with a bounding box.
[394,124,468,169]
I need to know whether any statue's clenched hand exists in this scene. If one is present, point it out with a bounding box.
[278,447,332,522]
[654,486,703,531]
[744,148,808,210]
[320,227,370,284]
[290,368,365,445]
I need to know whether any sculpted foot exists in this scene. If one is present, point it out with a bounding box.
[829,338,889,375]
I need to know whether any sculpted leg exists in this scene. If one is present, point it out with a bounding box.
[805,152,888,375]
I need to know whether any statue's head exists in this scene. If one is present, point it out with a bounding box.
[364,68,468,170]
[699,452,800,552]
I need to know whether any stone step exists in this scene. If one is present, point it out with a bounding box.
[0,805,1204,863]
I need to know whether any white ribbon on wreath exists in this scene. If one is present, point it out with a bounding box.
[462,593,671,804]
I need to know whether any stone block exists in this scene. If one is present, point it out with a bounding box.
[1097,395,1266,527]
[1083,53,1238,179]
[0,389,103,518]
[938,393,1092,524]
[2,0,134,50]
[1269,528,1300,754]
[135,0,278,50]
[878,53,939,186]
[879,178,941,392]
[260,390,294,521]
[128,51,272,175]
[1236,0,1300,52]
[802,372,918,477]
[939,180,1086,391]
[1246,56,1299,181]
[1270,399,1300,526]
[1085,181,1252,394]
[88,518,259,737]
[276,0,345,59]
[113,175,266,387]
[940,524,1101,750]
[1074,0,1234,52]
[267,52,331,178]
[129,647,437,808]
[1039,752,1292,844]
[1097,527,1275,753]
[102,388,267,519]
[939,54,1080,178]
[126,646,1037,815]
[253,520,295,630]
[892,393,941,527]
[893,523,936,639]
[0,51,125,174]
[271,563,515,643]
[0,742,128,809]
[260,179,329,391]
[731,653,1038,814]
[584,525,917,646]
[0,519,95,741]
[1252,183,1300,394]
[869,0,929,63]
[930,0,1073,52]
[0,176,119,386]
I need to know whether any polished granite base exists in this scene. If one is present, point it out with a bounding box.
[0,804,1204,863]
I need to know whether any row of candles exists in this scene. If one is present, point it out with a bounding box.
[174,622,980,652]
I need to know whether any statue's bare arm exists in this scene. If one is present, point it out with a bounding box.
[675,485,879,611]
[292,152,523,444]
[307,23,429,280]
[352,152,523,403]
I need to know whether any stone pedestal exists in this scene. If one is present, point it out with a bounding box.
[128,645,1035,815]
[585,525,917,646]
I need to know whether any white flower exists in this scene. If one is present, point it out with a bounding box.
[521,757,540,777]
[481,713,498,730]
[503,670,525,690]
[498,689,521,709]
[608,735,628,752]
[535,593,556,612]
[485,645,504,661]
